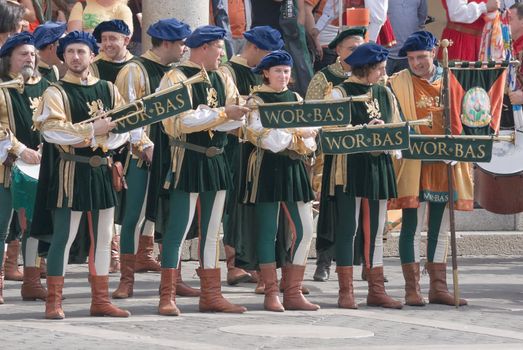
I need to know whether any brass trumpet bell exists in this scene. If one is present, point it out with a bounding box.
[0,75,24,94]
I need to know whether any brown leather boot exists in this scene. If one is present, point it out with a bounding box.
[254,276,265,294]
[402,263,425,306]
[259,263,284,312]
[0,267,4,304]
[176,262,200,297]
[5,240,23,281]
[21,267,47,301]
[197,267,247,313]
[135,236,161,272]
[426,262,467,306]
[248,270,259,283]
[336,266,357,309]
[282,264,320,311]
[279,271,310,294]
[89,275,130,317]
[39,258,47,278]
[224,245,251,285]
[112,254,135,299]
[109,235,121,274]
[158,268,180,316]
[366,266,403,309]
[45,276,65,319]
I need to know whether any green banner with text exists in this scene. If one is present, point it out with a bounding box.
[112,87,192,134]
[402,135,493,162]
[259,100,351,128]
[320,124,410,154]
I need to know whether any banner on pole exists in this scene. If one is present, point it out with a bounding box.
[320,124,410,155]
[402,135,493,162]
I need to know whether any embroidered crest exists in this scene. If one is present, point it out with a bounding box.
[29,96,42,113]
[86,99,106,118]
[365,98,381,120]
[461,87,491,127]
[416,95,440,109]
[206,87,218,108]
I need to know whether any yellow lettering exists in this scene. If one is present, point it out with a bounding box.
[410,141,423,154]
[175,93,186,108]
[341,135,356,149]
[438,142,449,156]
[394,131,403,144]
[336,107,345,121]
[382,133,394,146]
[324,136,342,150]
[264,111,280,124]
[313,108,323,122]
[153,102,165,116]
[355,134,368,148]
[323,109,335,122]
[464,145,475,158]
[295,109,307,123]
[455,143,463,158]
[372,132,382,147]
[281,110,295,124]
[422,142,437,156]
[477,144,486,159]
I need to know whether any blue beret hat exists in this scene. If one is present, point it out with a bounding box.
[33,21,66,49]
[345,43,389,68]
[185,25,226,48]
[398,30,438,57]
[252,50,293,74]
[93,20,131,43]
[328,27,366,49]
[147,18,191,41]
[0,32,34,58]
[243,26,284,51]
[56,31,99,61]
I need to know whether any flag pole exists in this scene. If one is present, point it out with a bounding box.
[339,0,343,32]
[440,39,460,308]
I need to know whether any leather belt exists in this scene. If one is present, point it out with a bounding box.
[59,152,109,167]
[169,138,224,158]
[446,22,482,36]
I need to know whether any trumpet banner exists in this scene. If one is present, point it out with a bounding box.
[448,65,507,136]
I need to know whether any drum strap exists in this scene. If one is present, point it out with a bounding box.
[168,138,224,158]
[59,152,110,167]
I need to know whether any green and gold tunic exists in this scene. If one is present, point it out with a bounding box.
[160,61,242,194]
[243,86,315,203]
[38,62,60,83]
[327,76,400,200]
[91,51,135,83]
[0,75,49,187]
[305,59,348,100]
[33,73,127,211]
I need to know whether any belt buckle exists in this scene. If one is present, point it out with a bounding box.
[89,155,103,167]
[205,146,222,158]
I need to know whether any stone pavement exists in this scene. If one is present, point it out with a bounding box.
[1,256,522,350]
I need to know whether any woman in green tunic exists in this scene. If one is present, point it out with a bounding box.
[325,43,402,310]
[245,50,319,312]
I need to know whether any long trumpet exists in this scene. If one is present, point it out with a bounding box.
[80,66,211,125]
[410,132,516,144]
[323,114,433,132]
[0,75,24,94]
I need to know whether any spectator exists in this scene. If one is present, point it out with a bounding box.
[439,0,500,61]
[67,0,133,34]
[386,0,427,76]
[0,0,27,46]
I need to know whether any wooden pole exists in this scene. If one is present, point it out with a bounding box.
[440,39,460,308]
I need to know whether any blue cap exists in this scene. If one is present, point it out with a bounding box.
[398,30,438,57]
[345,43,389,68]
[56,31,99,61]
[185,25,226,48]
[0,32,34,57]
[328,27,366,49]
[146,18,191,41]
[33,21,66,49]
[243,26,283,51]
[93,20,131,43]
[252,50,293,74]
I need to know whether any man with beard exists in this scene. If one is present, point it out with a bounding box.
[112,18,200,300]
[0,32,50,303]
[32,31,135,319]
[388,31,471,306]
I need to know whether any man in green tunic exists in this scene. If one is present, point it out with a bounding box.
[33,21,66,83]
[91,20,134,83]
[218,25,283,287]
[305,27,366,282]
[156,25,249,316]
[33,31,135,319]
[112,18,200,300]
[90,19,134,274]
[0,32,49,302]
